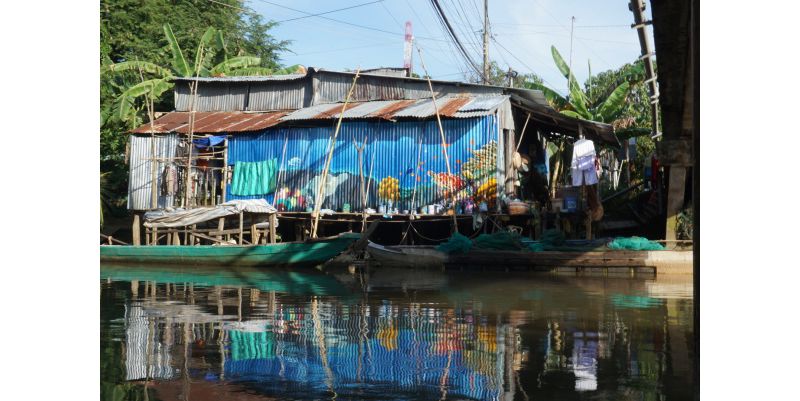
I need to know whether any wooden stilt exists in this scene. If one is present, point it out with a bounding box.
[665,166,687,241]
[173,231,181,245]
[132,214,141,246]
[269,214,277,244]
[217,218,225,242]
[251,222,259,245]
[238,211,244,245]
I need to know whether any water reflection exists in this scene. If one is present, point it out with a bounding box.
[100,265,695,401]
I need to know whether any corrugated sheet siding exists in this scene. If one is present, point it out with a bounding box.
[175,82,247,111]
[128,134,180,210]
[248,81,309,110]
[227,116,501,213]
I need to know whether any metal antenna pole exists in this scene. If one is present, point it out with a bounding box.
[483,0,490,84]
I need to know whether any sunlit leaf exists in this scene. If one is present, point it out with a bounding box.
[163,23,191,76]
[102,61,172,77]
[598,81,631,122]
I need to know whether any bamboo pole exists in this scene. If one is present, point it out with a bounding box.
[415,46,459,232]
[353,135,368,231]
[409,138,423,217]
[362,138,378,230]
[274,133,289,208]
[311,68,361,238]
[183,45,206,208]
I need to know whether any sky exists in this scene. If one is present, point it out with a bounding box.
[246,0,653,97]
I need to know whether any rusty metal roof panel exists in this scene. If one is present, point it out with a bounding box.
[129,111,289,134]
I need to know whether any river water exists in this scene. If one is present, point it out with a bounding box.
[100,264,695,401]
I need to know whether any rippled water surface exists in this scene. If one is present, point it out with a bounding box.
[100,264,695,401]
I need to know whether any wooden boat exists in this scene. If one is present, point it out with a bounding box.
[366,240,692,273]
[366,241,447,268]
[101,232,361,267]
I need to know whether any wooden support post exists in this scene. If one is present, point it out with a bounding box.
[251,221,259,245]
[173,231,181,245]
[269,214,277,244]
[152,227,158,245]
[132,214,141,246]
[665,166,687,241]
[217,218,225,242]
[238,211,244,245]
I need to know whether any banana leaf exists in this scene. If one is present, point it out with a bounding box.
[224,67,276,76]
[102,61,172,77]
[597,81,631,122]
[194,27,218,73]
[163,23,191,77]
[211,56,262,75]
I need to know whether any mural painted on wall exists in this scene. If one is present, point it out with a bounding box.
[226,116,500,212]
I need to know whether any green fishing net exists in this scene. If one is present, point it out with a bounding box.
[473,231,525,250]
[436,232,473,254]
[607,236,665,251]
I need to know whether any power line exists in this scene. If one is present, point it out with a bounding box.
[405,0,465,70]
[249,0,448,42]
[529,0,613,68]
[277,0,385,23]
[490,36,565,97]
[207,0,250,12]
[427,0,483,79]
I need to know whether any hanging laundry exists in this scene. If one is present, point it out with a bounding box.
[571,139,599,186]
[160,164,178,196]
[230,159,278,196]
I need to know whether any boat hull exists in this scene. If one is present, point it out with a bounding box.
[366,242,448,268]
[100,233,361,267]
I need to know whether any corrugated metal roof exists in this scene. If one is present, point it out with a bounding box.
[280,95,509,121]
[172,74,307,82]
[130,111,289,134]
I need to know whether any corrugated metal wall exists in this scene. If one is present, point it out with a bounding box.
[128,134,180,210]
[248,80,310,110]
[176,72,507,112]
[227,116,501,213]
[175,82,247,111]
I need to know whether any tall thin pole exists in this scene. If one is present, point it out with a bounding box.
[416,46,459,233]
[482,0,490,84]
[311,69,361,238]
[568,16,575,91]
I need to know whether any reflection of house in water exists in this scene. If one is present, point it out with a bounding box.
[222,300,526,401]
[123,295,233,382]
[125,304,175,380]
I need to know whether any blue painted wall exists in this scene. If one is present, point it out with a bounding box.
[227,116,500,212]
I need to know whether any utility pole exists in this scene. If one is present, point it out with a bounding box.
[482,0,489,84]
[629,0,660,138]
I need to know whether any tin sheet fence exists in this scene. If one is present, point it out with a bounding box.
[128,134,180,210]
[226,116,502,212]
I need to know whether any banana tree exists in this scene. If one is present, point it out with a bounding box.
[102,23,301,124]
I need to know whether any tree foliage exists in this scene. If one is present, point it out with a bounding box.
[100,0,292,217]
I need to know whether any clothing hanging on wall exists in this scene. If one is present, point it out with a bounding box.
[570,139,599,186]
[160,164,178,196]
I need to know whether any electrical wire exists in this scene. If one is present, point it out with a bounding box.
[277,0,385,23]
[490,36,566,97]
[427,0,484,79]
